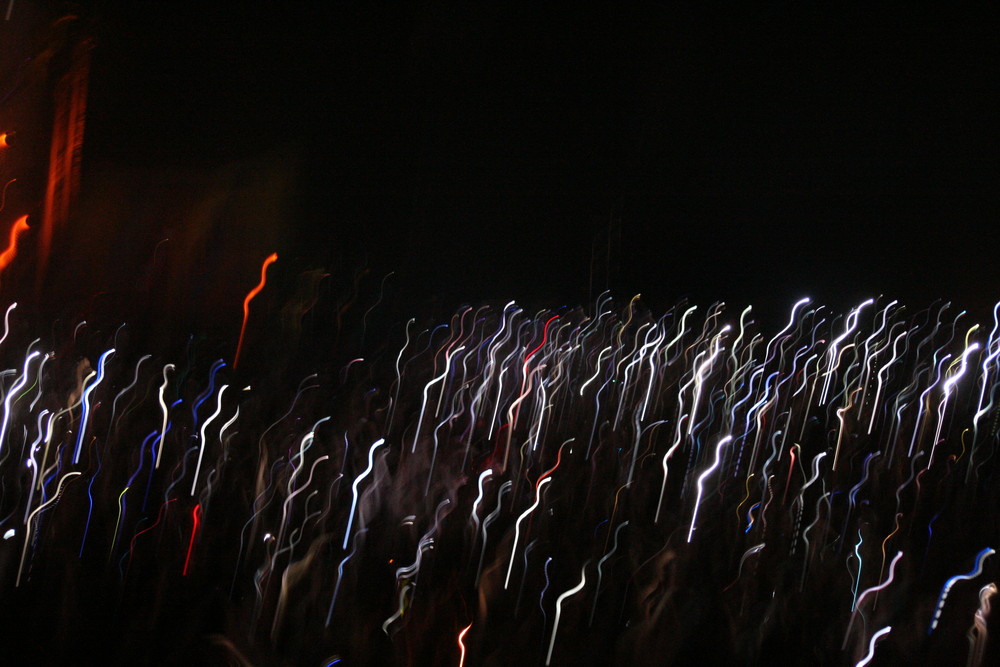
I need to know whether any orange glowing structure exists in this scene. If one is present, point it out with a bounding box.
[37,35,93,293]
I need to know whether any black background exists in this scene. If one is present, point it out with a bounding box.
[76,4,1000,326]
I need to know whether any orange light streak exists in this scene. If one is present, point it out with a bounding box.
[234,252,278,369]
[457,622,472,667]
[0,215,29,282]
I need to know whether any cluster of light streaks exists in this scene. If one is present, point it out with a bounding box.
[0,293,997,664]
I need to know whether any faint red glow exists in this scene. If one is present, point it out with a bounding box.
[38,36,93,295]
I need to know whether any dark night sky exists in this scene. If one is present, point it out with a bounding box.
[77,4,999,324]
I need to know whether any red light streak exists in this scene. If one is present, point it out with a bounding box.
[183,503,202,577]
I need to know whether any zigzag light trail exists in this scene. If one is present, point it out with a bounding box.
[0,289,997,664]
